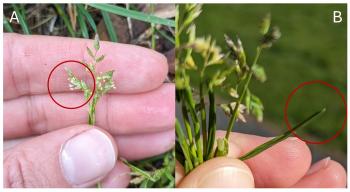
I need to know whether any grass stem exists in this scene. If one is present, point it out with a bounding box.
[239,108,326,160]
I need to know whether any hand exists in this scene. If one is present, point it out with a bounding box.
[3,33,175,188]
[176,130,346,188]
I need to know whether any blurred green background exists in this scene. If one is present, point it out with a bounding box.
[195,4,347,158]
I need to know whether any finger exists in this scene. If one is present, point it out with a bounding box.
[177,157,254,188]
[101,161,131,188]
[115,129,174,160]
[175,160,185,187]
[4,125,117,188]
[292,157,347,188]
[4,83,174,139]
[4,33,168,99]
[5,130,174,161]
[217,130,312,187]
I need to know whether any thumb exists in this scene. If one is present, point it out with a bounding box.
[4,125,117,188]
[177,157,255,188]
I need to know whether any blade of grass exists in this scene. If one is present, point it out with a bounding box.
[175,119,194,172]
[76,4,97,33]
[12,4,30,34]
[3,15,14,32]
[101,10,118,42]
[54,4,76,37]
[183,86,203,164]
[89,4,175,27]
[206,88,217,159]
[239,108,326,161]
[150,4,156,49]
[122,159,156,182]
[155,27,175,45]
[77,6,89,38]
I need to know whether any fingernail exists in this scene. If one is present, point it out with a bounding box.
[60,129,116,187]
[197,166,254,187]
[306,156,331,176]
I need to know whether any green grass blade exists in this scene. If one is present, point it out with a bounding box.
[175,119,194,171]
[77,4,97,33]
[155,28,175,45]
[89,4,175,27]
[239,108,326,161]
[12,4,30,34]
[121,159,156,182]
[77,6,89,38]
[3,15,14,32]
[150,4,156,49]
[54,4,76,37]
[101,10,118,42]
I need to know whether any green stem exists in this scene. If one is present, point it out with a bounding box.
[239,108,326,161]
[225,47,262,140]
[199,79,207,160]
[183,86,203,164]
[180,91,199,166]
[88,97,98,125]
[150,4,156,50]
[206,88,216,159]
[175,119,194,171]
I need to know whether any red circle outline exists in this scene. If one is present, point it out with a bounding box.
[47,60,96,109]
[284,80,347,144]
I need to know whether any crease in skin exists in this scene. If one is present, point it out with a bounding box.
[4,84,175,139]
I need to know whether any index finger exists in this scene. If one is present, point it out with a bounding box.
[4,33,168,100]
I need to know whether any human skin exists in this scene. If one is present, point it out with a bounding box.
[176,131,347,188]
[3,33,175,187]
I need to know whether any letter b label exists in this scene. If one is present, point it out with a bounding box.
[333,11,342,23]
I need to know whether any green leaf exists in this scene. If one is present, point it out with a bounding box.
[96,55,105,63]
[89,3,175,27]
[260,13,271,35]
[155,27,175,45]
[3,15,14,32]
[250,94,263,122]
[76,4,97,32]
[245,89,251,114]
[101,10,118,42]
[77,5,89,38]
[54,4,75,37]
[239,108,326,161]
[122,159,156,182]
[86,47,94,58]
[252,64,267,82]
[215,138,229,157]
[94,34,100,51]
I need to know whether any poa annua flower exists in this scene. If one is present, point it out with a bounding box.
[65,35,116,125]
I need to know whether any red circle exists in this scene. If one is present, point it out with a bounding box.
[284,80,347,144]
[47,60,96,109]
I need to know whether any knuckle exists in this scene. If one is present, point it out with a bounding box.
[4,149,36,188]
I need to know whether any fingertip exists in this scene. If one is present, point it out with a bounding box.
[100,42,169,93]
[101,161,131,188]
[175,160,185,187]
[293,159,347,188]
[325,160,347,187]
